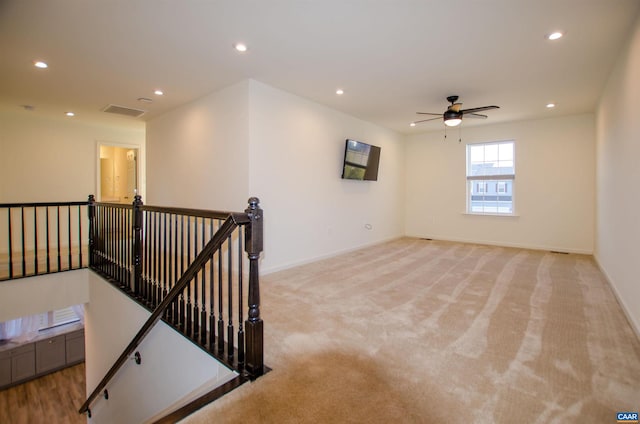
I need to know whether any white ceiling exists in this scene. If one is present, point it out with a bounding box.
[1,0,639,134]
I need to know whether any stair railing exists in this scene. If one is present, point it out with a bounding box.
[79,196,264,417]
[0,201,88,281]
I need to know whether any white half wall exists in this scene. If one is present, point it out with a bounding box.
[596,14,640,334]
[85,272,236,424]
[405,114,595,254]
[248,80,405,273]
[0,269,89,322]
[145,81,250,211]
[0,106,145,203]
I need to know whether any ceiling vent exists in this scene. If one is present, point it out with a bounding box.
[102,104,146,118]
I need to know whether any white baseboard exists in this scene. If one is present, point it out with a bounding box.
[593,254,640,340]
[412,234,593,255]
[260,236,402,275]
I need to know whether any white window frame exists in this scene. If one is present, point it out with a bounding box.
[39,307,79,330]
[466,140,515,215]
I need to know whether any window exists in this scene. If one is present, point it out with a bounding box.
[39,307,80,330]
[466,141,514,214]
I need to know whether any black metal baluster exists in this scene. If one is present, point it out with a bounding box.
[121,207,126,284]
[56,206,62,271]
[149,210,155,302]
[112,207,117,280]
[178,215,185,331]
[167,214,174,323]
[8,208,13,279]
[100,205,106,275]
[185,216,192,338]
[208,218,216,351]
[117,207,122,283]
[68,205,72,269]
[173,214,180,326]
[227,235,234,360]
[126,206,131,290]
[193,217,200,341]
[96,205,101,273]
[200,218,207,346]
[112,206,117,282]
[217,219,224,355]
[20,207,26,277]
[108,206,112,279]
[154,211,160,306]
[155,211,161,307]
[33,207,38,275]
[45,207,51,273]
[162,212,168,309]
[78,205,83,268]
[237,226,245,365]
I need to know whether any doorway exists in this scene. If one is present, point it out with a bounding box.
[99,145,138,204]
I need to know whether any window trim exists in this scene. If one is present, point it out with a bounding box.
[466,140,516,216]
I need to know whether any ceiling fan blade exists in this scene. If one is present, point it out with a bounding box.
[460,105,499,114]
[416,112,442,116]
[413,117,442,124]
[465,113,488,119]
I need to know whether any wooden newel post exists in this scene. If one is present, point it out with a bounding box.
[87,195,95,267]
[133,195,143,295]
[244,197,264,376]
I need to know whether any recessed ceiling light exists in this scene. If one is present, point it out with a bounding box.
[65,112,75,117]
[154,90,164,96]
[546,103,556,108]
[34,61,48,69]
[547,31,563,41]
[138,97,153,103]
[409,122,416,127]
[336,89,344,95]
[234,43,248,52]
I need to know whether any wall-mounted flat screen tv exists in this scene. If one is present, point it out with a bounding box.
[341,139,381,181]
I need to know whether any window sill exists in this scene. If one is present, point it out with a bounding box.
[463,212,520,217]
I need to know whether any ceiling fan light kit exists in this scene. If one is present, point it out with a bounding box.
[414,95,499,128]
[443,109,462,126]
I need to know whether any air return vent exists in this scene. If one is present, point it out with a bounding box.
[102,104,146,118]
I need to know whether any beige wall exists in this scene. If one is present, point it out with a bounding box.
[0,106,144,203]
[248,80,405,272]
[405,114,595,254]
[146,79,405,273]
[146,81,250,211]
[596,14,640,333]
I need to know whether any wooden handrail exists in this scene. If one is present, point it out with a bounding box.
[78,214,243,416]
[0,201,87,208]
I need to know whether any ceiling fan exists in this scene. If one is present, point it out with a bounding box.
[414,95,499,127]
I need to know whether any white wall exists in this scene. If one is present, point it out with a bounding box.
[0,269,89,322]
[146,81,250,211]
[85,272,237,423]
[146,80,405,273]
[0,106,145,203]
[248,81,404,272]
[405,114,595,254]
[596,15,640,333]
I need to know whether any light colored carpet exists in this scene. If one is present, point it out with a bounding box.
[182,238,640,423]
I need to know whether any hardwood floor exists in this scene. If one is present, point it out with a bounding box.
[0,363,86,424]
